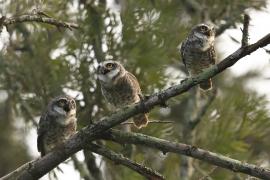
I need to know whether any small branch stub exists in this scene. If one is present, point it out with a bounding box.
[241,14,251,47]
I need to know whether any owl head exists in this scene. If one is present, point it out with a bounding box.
[191,24,215,38]
[97,60,126,85]
[49,95,76,122]
[189,24,215,51]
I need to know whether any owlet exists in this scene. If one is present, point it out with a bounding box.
[97,60,148,128]
[37,95,77,156]
[180,23,216,90]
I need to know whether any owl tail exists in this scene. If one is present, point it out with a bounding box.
[133,114,148,128]
[199,78,212,91]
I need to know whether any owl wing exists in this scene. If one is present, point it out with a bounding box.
[126,71,142,94]
[180,40,187,67]
[37,112,49,156]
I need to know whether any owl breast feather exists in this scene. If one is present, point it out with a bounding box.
[101,74,140,108]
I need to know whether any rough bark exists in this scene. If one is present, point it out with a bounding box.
[85,144,165,180]
[2,31,270,180]
[1,14,78,30]
[104,129,270,180]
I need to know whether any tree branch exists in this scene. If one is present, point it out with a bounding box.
[121,120,174,125]
[103,129,270,179]
[241,14,250,47]
[2,31,270,179]
[85,143,165,180]
[1,14,79,30]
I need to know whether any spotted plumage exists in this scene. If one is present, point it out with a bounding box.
[180,23,216,90]
[37,95,77,156]
[97,60,148,128]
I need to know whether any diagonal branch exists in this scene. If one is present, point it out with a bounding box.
[85,143,165,180]
[1,14,79,30]
[2,31,270,179]
[103,129,270,179]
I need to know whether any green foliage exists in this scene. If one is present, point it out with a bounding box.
[0,0,269,179]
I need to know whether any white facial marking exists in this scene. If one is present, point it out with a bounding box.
[54,106,76,125]
[97,74,107,82]
[194,32,214,51]
[53,106,66,116]
[98,68,120,83]
[194,32,207,40]
[56,116,76,125]
[107,68,120,79]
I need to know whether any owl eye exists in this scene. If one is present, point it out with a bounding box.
[200,25,208,31]
[57,98,67,107]
[106,63,114,69]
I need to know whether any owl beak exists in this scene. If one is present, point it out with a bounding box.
[206,28,215,36]
[212,28,216,35]
[63,104,71,112]
[205,29,211,36]
[98,66,110,75]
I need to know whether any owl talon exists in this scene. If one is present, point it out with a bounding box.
[138,93,144,101]
[138,93,149,101]
[180,78,188,84]
[137,94,150,113]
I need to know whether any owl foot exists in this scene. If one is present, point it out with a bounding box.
[180,78,188,84]
[138,94,150,113]
[138,93,150,101]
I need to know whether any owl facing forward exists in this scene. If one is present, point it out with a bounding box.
[180,23,216,90]
[37,95,77,156]
[97,60,148,128]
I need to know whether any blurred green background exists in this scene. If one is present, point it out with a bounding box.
[0,0,270,179]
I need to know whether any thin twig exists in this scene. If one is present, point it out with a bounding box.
[85,143,165,180]
[198,166,218,180]
[188,89,217,130]
[2,14,79,30]
[241,14,250,47]
[121,120,174,125]
[194,163,214,180]
[71,155,92,180]
[3,30,270,180]
[104,129,270,180]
